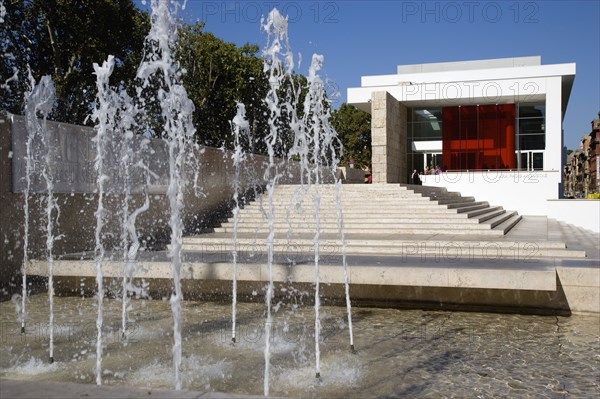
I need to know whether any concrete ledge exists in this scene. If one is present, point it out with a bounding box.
[556,265,600,313]
[26,253,574,314]
[29,254,557,292]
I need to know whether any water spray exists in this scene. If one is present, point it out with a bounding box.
[136,0,196,389]
[23,71,55,348]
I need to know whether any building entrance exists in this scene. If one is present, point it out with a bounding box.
[517,150,544,171]
[424,152,442,172]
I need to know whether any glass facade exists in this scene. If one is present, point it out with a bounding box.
[516,103,545,170]
[442,104,516,171]
[406,108,442,175]
[406,102,545,175]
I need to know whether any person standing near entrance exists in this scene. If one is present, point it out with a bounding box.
[412,169,422,185]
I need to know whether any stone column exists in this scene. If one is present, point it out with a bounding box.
[371,91,407,184]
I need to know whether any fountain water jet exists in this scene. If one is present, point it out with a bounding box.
[335,171,354,353]
[90,55,119,384]
[117,91,151,340]
[136,0,197,390]
[304,54,325,379]
[8,3,357,395]
[22,72,55,348]
[230,102,251,344]
[260,8,296,396]
[307,60,355,354]
[118,93,134,339]
[259,7,356,388]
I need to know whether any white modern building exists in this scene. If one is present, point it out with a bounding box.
[348,57,599,232]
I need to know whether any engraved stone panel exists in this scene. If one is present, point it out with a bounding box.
[10,115,170,194]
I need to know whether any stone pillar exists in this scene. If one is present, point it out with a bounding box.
[371,91,407,184]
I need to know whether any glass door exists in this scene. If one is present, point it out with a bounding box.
[424,152,442,173]
[517,150,544,171]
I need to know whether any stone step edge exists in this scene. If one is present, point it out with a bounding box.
[212,228,506,236]
[177,246,587,259]
[180,237,568,249]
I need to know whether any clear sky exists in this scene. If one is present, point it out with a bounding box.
[136,0,599,150]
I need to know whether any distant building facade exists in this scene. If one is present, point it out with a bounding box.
[564,112,600,197]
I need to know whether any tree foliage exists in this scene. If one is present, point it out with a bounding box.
[0,1,316,156]
[176,23,269,150]
[0,0,149,124]
[330,103,371,170]
[176,24,315,153]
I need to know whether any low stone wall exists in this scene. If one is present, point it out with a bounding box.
[556,266,600,313]
[0,113,302,298]
[27,259,574,315]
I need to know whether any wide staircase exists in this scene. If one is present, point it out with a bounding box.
[210,184,521,237]
[180,184,586,259]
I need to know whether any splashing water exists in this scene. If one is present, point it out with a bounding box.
[260,7,354,391]
[304,54,326,379]
[136,0,196,390]
[230,102,251,344]
[118,91,135,339]
[306,60,355,353]
[121,156,154,338]
[261,8,295,396]
[21,78,34,334]
[335,177,354,352]
[117,91,150,339]
[22,71,55,344]
[91,55,118,385]
[11,2,354,395]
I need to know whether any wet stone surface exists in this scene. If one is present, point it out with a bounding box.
[1,294,599,398]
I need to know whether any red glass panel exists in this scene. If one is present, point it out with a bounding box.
[442,106,459,171]
[441,104,516,171]
[479,104,498,169]
[498,104,516,169]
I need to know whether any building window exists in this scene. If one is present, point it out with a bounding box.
[407,108,442,175]
[406,103,545,173]
[441,104,516,171]
[516,103,545,170]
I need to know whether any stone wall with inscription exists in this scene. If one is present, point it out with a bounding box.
[0,112,301,296]
[10,114,171,194]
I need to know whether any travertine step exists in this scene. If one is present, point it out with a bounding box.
[229,212,501,224]
[213,226,507,236]
[466,206,504,218]
[494,214,523,234]
[183,235,570,249]
[447,201,487,209]
[180,236,586,259]
[231,218,495,228]
[434,197,476,205]
[193,184,524,242]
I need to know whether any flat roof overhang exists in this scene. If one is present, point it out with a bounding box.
[348,63,576,117]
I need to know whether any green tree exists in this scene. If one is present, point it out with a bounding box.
[177,23,269,150]
[176,25,315,154]
[0,0,149,125]
[330,103,371,170]
[1,1,313,157]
